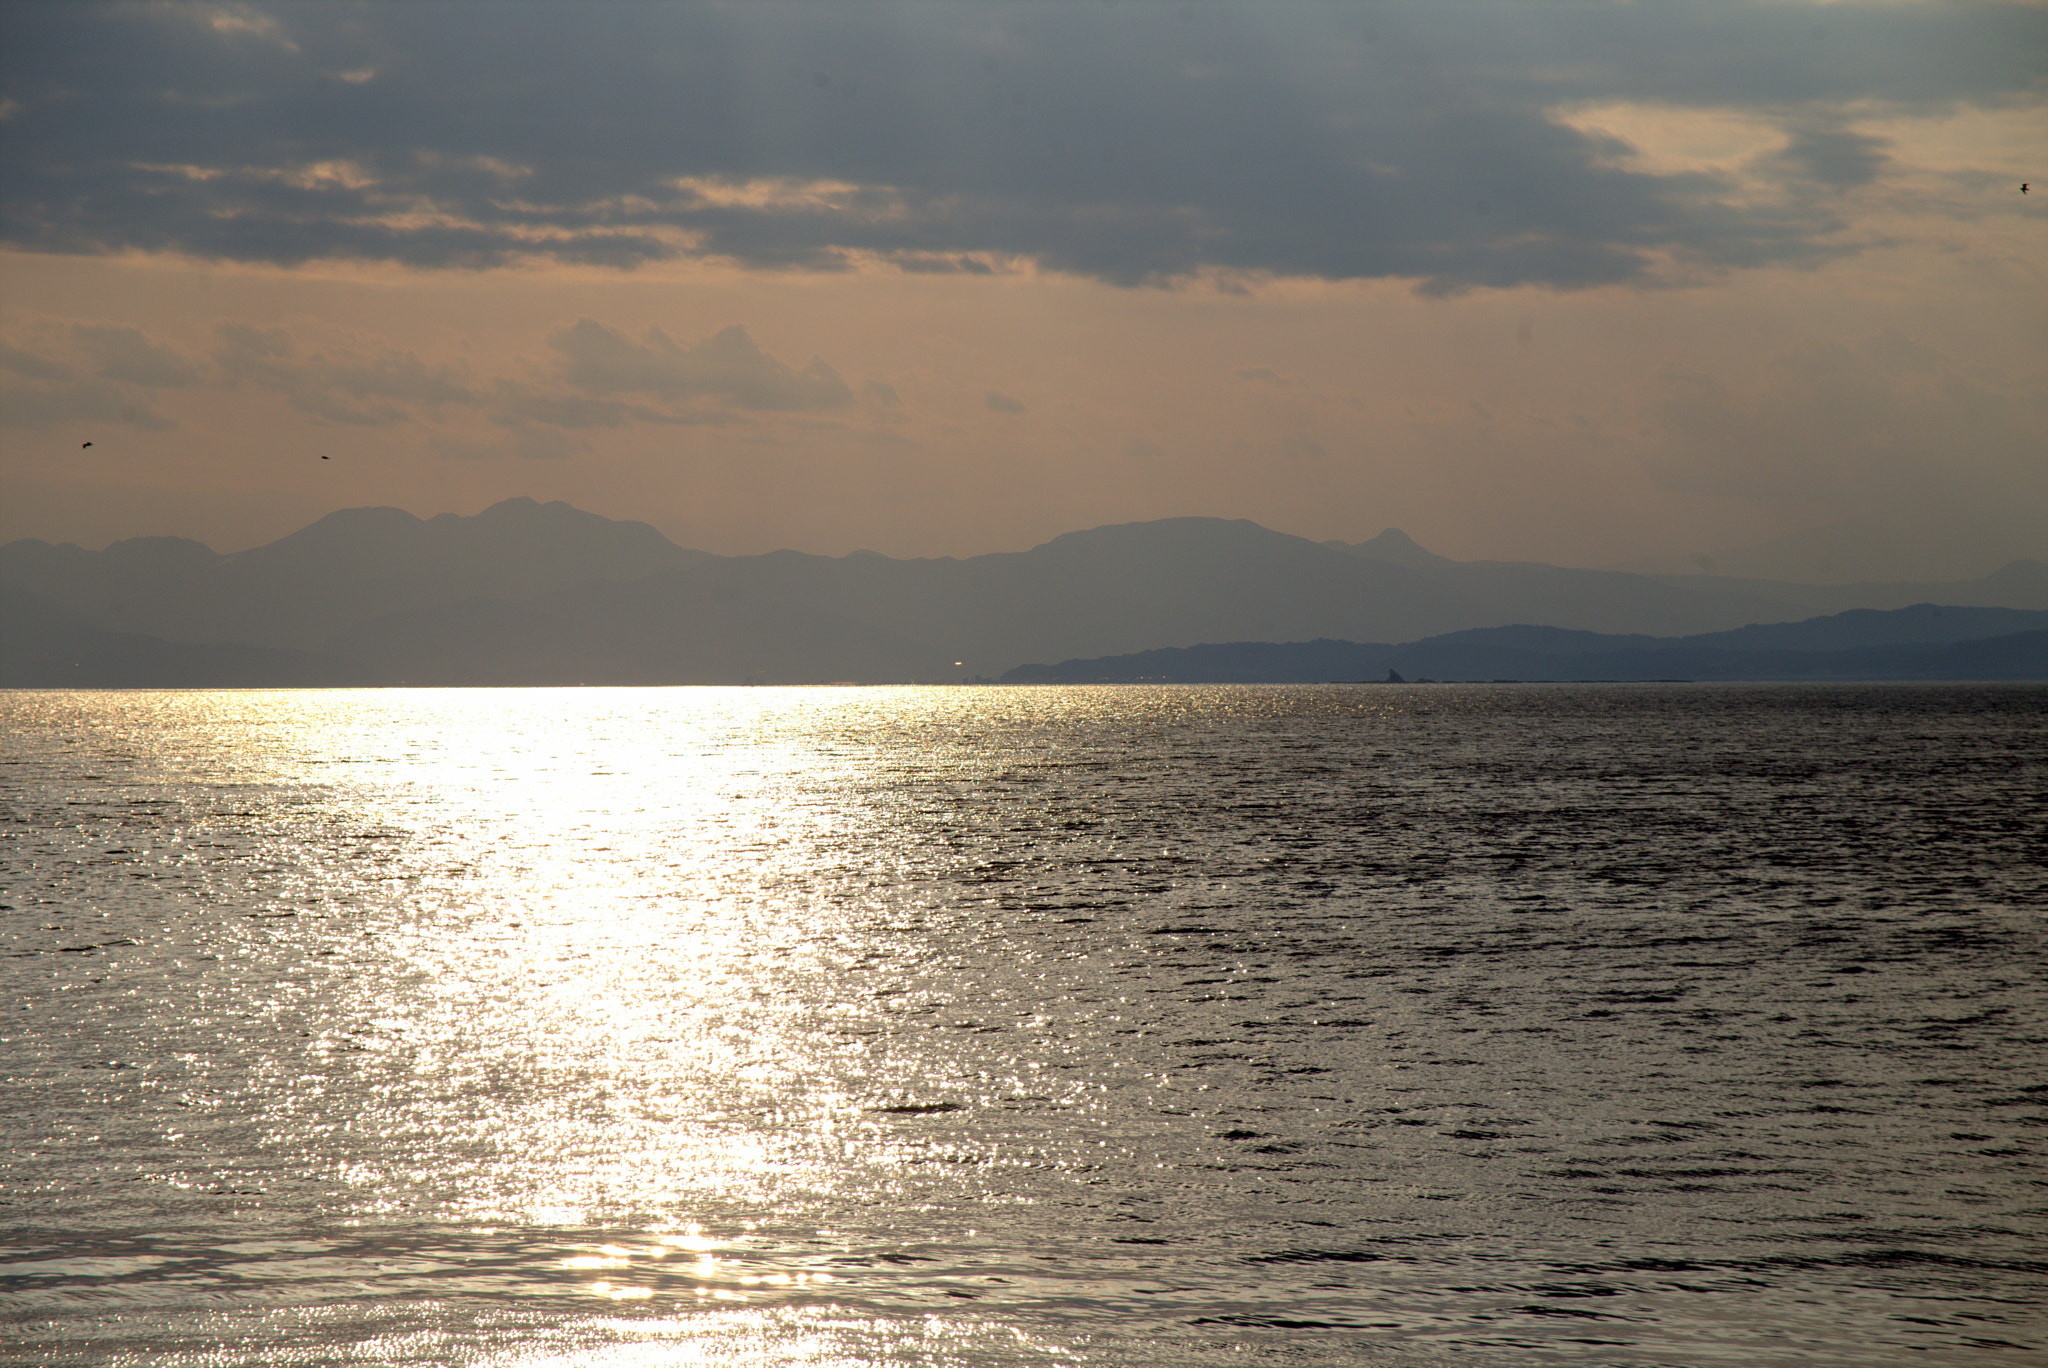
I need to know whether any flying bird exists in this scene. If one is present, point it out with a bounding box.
[2023,183,2029,193]
[321,455,329,460]
[81,441,92,449]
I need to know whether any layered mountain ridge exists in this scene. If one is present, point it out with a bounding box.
[5,498,2045,686]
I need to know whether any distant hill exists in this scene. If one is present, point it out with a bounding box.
[0,497,701,651]
[0,592,357,688]
[1000,608,2048,684]
[5,500,2047,686]
[1322,527,1457,570]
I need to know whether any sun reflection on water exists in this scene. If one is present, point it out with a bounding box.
[10,685,2046,1365]
[466,1306,1078,1368]
[16,684,1426,1248]
[193,686,1159,1236]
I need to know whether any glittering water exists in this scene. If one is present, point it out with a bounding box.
[2,684,2044,1367]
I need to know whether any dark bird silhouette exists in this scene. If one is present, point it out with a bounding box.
[2024,183,2031,193]
[80,441,92,449]
[320,454,329,460]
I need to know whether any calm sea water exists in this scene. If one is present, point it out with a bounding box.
[2,684,2043,1367]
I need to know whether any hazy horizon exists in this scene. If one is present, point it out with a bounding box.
[3,2,2044,580]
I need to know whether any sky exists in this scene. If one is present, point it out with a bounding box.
[2,1,2043,580]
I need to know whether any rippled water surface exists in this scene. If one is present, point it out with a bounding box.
[3,684,2044,1366]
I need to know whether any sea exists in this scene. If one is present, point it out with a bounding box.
[2,684,2043,1368]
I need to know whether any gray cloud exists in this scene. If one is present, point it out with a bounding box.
[1770,124,1891,189]
[985,391,1025,415]
[213,322,478,426]
[195,315,849,433]
[547,320,852,412]
[0,375,174,432]
[490,418,588,462]
[0,339,70,382]
[5,3,2036,293]
[0,327,181,430]
[325,351,474,408]
[71,324,200,387]
[1279,432,1325,462]
[491,388,632,431]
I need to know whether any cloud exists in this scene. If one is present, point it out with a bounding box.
[194,4,300,54]
[72,324,201,387]
[984,391,1025,415]
[1279,432,1324,462]
[491,418,588,461]
[4,3,2036,292]
[213,322,481,425]
[1769,123,1890,190]
[196,314,852,437]
[430,422,588,461]
[0,325,183,430]
[491,388,632,431]
[546,319,852,411]
[0,376,174,432]
[0,339,70,382]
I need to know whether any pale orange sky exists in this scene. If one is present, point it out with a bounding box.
[3,3,2044,579]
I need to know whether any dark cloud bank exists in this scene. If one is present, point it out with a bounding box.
[5,2,2038,293]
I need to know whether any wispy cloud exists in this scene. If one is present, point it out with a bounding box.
[0,324,188,430]
[547,320,852,412]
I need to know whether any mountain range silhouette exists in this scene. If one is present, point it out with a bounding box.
[4,498,2045,686]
